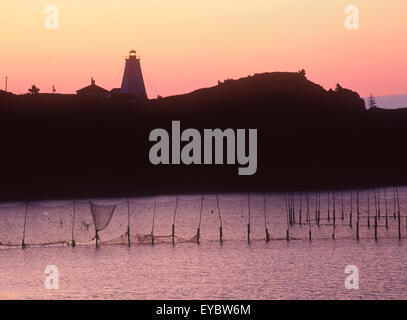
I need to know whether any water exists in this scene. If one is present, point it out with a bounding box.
[1,189,407,299]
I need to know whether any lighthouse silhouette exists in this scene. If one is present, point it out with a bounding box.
[120,50,147,99]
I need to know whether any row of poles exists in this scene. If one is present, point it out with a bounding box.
[13,188,404,249]
[170,194,222,245]
[284,187,402,242]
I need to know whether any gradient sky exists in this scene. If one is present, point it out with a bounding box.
[1,0,406,97]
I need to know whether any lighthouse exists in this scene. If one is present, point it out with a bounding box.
[120,50,147,99]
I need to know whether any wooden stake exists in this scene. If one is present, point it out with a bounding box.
[384,188,388,229]
[327,192,330,222]
[306,193,311,241]
[332,192,336,239]
[22,202,28,249]
[398,210,401,240]
[349,190,353,228]
[172,195,179,245]
[95,230,99,248]
[197,193,203,244]
[299,193,302,226]
[396,187,401,216]
[284,194,290,241]
[397,187,401,240]
[71,200,76,247]
[216,194,223,244]
[287,194,291,225]
[263,193,270,242]
[356,190,360,223]
[333,193,336,227]
[374,216,378,240]
[127,198,131,246]
[367,189,370,229]
[247,193,251,244]
[374,188,380,240]
[317,192,321,227]
[152,200,156,245]
[356,220,359,240]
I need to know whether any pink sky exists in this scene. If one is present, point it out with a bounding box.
[1,0,406,98]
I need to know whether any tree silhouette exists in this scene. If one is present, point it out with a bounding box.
[28,85,40,95]
[368,94,378,109]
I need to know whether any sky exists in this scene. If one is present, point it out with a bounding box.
[1,0,406,98]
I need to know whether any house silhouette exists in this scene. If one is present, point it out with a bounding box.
[76,77,111,98]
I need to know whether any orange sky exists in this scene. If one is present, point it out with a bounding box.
[1,0,406,97]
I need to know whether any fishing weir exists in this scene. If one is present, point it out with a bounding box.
[0,187,405,249]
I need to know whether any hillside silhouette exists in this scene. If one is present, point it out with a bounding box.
[0,71,405,201]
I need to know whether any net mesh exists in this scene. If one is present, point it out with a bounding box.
[90,201,116,232]
[24,202,73,246]
[0,203,26,247]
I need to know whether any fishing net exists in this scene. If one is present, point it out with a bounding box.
[70,200,94,245]
[199,195,242,242]
[0,188,406,249]
[90,201,116,232]
[101,198,154,245]
[89,201,119,246]
[0,203,26,247]
[24,202,74,246]
[130,196,201,245]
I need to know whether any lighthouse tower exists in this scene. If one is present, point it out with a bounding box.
[120,50,147,99]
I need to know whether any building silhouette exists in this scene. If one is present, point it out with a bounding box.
[76,77,110,98]
[119,50,147,99]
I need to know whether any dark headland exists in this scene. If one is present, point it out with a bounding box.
[0,71,406,201]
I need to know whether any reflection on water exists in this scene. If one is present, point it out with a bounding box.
[1,240,407,299]
[0,189,406,299]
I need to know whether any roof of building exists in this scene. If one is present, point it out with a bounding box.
[76,78,110,95]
